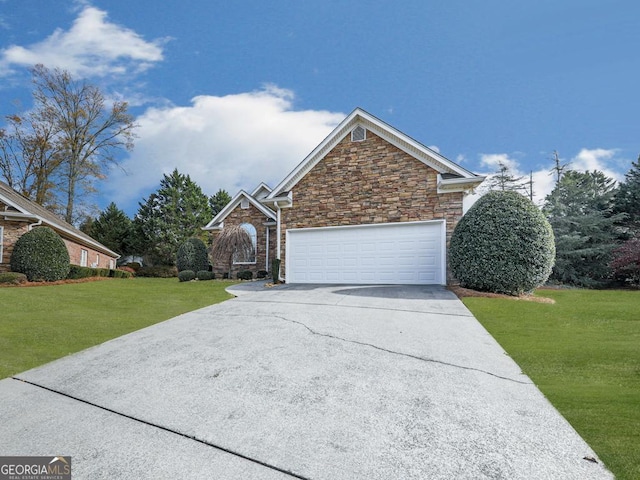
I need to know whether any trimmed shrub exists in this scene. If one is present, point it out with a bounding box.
[257,270,268,279]
[176,238,209,273]
[0,272,28,285]
[117,266,136,275]
[237,270,253,280]
[110,269,133,279]
[196,270,214,281]
[136,265,178,278]
[449,191,555,295]
[10,227,70,282]
[67,265,94,279]
[178,270,196,282]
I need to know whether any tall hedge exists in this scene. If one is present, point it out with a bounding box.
[449,191,555,295]
[10,227,70,281]
[176,237,209,273]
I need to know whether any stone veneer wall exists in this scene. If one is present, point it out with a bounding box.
[209,202,276,279]
[0,217,30,273]
[279,131,464,280]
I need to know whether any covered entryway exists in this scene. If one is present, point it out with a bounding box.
[286,220,445,284]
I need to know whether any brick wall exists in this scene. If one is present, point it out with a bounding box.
[0,218,30,272]
[63,238,117,269]
[209,202,276,279]
[280,131,464,279]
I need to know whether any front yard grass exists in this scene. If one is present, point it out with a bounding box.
[463,289,639,480]
[0,278,236,379]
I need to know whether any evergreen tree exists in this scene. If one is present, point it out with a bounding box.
[484,161,526,192]
[135,169,212,265]
[89,202,134,256]
[614,155,640,234]
[543,170,625,286]
[210,189,232,216]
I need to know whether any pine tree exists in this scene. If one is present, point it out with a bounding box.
[89,203,134,256]
[210,189,232,216]
[614,155,640,234]
[544,170,624,286]
[135,169,212,265]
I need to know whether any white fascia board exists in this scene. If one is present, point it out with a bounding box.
[437,174,486,193]
[267,107,481,198]
[261,190,293,208]
[251,182,273,198]
[203,190,277,230]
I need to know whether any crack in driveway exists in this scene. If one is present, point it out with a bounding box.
[220,313,532,385]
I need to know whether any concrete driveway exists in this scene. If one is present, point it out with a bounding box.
[0,284,612,479]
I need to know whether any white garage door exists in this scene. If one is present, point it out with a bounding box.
[286,221,445,285]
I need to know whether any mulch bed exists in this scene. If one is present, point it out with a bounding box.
[448,285,555,304]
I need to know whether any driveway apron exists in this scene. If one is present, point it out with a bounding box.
[0,284,612,479]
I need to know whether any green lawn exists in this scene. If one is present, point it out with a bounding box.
[0,278,236,379]
[464,289,640,480]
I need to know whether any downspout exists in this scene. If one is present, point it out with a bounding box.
[28,220,42,231]
[265,225,269,272]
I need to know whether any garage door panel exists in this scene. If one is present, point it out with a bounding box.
[287,222,444,285]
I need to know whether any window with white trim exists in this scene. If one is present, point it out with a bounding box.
[80,249,88,267]
[233,223,257,264]
[109,259,115,269]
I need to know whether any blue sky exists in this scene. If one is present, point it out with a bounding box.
[1,0,638,216]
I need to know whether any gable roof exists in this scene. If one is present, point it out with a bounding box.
[267,107,484,199]
[250,182,272,199]
[0,180,119,258]
[202,189,276,230]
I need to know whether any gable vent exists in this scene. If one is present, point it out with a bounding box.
[351,125,366,142]
[241,198,249,209]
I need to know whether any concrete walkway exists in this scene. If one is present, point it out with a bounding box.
[0,284,612,479]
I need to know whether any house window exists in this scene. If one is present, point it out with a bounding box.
[351,125,366,142]
[109,259,115,269]
[233,223,257,264]
[80,249,88,267]
[95,254,100,267]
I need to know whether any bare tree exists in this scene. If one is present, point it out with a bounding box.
[31,64,137,222]
[549,150,571,186]
[484,161,526,192]
[210,224,254,279]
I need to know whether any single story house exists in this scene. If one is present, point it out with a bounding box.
[0,180,120,273]
[204,108,485,285]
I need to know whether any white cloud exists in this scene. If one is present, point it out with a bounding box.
[105,86,345,211]
[469,148,628,208]
[0,5,166,77]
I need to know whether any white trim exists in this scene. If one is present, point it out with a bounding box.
[267,108,482,200]
[285,219,447,285]
[251,182,273,199]
[203,190,276,230]
[80,249,88,267]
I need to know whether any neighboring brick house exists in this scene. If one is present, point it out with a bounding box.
[204,108,484,284]
[0,181,119,273]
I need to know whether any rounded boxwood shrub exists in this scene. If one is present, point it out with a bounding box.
[178,270,196,282]
[176,238,209,273]
[0,272,28,285]
[10,227,70,282]
[196,270,214,281]
[237,270,253,280]
[449,191,555,295]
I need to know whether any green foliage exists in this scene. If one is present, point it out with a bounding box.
[66,265,132,279]
[210,189,232,216]
[271,258,281,284]
[544,170,625,287]
[257,270,268,279]
[450,191,555,295]
[136,265,178,278]
[135,169,212,265]
[67,265,95,279]
[196,270,214,281]
[0,272,28,285]
[178,270,196,282]
[237,270,253,280]
[176,237,209,273]
[87,202,134,255]
[614,156,640,234]
[10,227,70,281]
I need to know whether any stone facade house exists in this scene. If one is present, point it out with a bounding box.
[204,108,484,284]
[0,181,119,273]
